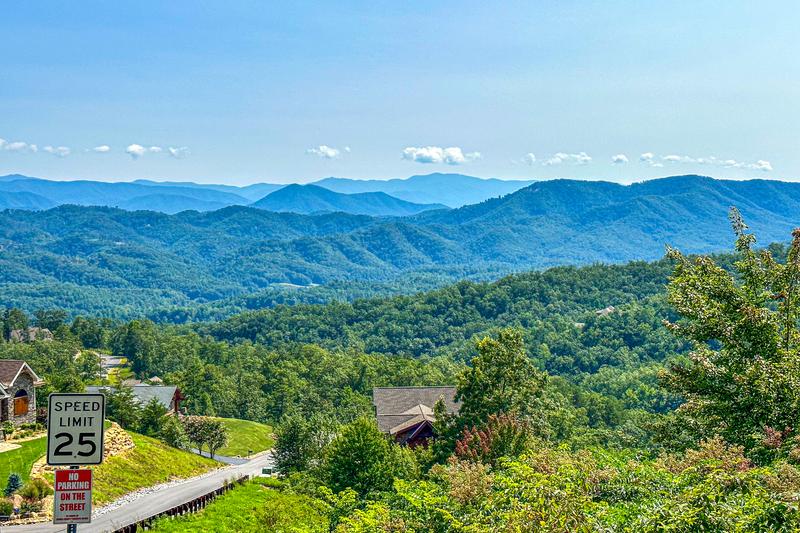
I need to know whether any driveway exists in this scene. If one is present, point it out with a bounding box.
[1,452,274,533]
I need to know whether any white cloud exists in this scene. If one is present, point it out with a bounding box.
[0,138,5,149]
[639,152,654,162]
[656,153,773,172]
[401,146,481,165]
[125,144,168,159]
[92,145,111,153]
[306,145,342,159]
[344,146,351,153]
[543,152,592,166]
[43,145,71,157]
[611,154,629,165]
[4,141,37,153]
[522,153,536,165]
[126,144,147,159]
[168,146,190,159]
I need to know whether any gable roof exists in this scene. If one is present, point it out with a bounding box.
[0,360,43,388]
[86,384,178,410]
[373,386,459,434]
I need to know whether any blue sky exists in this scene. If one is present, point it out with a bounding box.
[1,1,797,185]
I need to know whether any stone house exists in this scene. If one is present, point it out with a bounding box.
[373,386,460,447]
[9,327,53,343]
[0,360,44,426]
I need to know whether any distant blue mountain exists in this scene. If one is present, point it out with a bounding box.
[251,184,448,216]
[0,190,55,210]
[312,173,535,207]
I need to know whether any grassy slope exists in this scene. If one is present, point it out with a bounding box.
[0,437,46,483]
[214,418,274,457]
[149,478,328,532]
[88,432,219,505]
[42,430,220,506]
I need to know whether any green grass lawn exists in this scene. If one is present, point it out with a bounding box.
[149,478,328,532]
[0,436,46,484]
[213,418,274,457]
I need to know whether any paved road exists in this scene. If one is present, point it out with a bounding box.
[1,452,274,533]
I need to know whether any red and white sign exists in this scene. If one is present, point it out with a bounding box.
[53,469,92,525]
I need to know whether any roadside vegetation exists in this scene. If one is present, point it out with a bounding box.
[148,478,328,532]
[89,431,219,505]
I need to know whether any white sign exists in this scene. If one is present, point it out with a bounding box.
[53,469,92,524]
[47,393,105,466]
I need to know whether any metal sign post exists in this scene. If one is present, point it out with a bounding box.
[47,393,105,531]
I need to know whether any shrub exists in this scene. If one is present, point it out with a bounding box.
[1,422,13,438]
[0,498,13,516]
[19,478,52,503]
[4,473,22,497]
[454,413,532,466]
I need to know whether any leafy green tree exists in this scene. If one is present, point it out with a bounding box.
[33,309,68,332]
[105,386,143,430]
[2,308,28,340]
[110,320,158,374]
[205,419,229,459]
[455,328,548,430]
[665,209,800,453]
[323,417,410,497]
[182,415,208,454]
[138,397,168,436]
[159,415,189,449]
[274,414,315,475]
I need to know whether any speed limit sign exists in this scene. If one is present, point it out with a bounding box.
[47,393,106,466]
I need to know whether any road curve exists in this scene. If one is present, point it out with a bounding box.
[1,452,274,533]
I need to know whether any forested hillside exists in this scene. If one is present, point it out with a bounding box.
[4,220,800,530]
[2,175,800,318]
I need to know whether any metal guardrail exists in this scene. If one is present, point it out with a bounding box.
[112,475,249,532]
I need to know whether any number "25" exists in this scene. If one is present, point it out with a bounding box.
[53,432,97,457]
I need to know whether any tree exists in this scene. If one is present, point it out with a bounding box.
[182,416,228,458]
[205,419,229,459]
[110,320,158,374]
[274,414,313,475]
[138,397,168,436]
[3,474,22,497]
[105,386,142,429]
[323,417,408,497]
[160,415,189,449]
[2,308,28,340]
[664,208,800,453]
[33,309,68,332]
[183,416,208,454]
[455,328,548,431]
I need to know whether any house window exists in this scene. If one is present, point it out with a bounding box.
[13,390,29,417]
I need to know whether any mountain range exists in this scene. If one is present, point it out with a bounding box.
[0,173,532,215]
[251,184,447,216]
[1,174,799,317]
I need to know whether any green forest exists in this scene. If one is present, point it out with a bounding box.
[3,211,800,530]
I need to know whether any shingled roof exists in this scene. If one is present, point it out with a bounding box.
[373,386,460,434]
[86,384,178,410]
[0,360,43,388]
